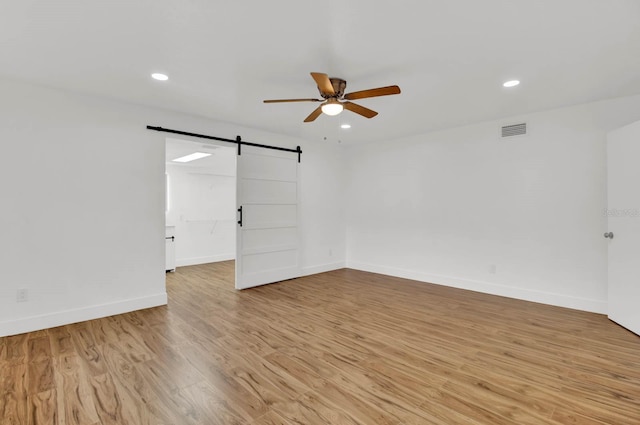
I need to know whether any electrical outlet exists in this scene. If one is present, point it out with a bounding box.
[17,289,28,302]
[489,265,497,274]
[329,248,333,257]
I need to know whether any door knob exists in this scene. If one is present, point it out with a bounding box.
[604,232,614,239]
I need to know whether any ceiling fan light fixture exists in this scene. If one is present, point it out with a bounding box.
[263,72,400,122]
[321,100,344,116]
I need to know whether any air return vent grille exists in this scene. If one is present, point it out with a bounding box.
[501,123,527,137]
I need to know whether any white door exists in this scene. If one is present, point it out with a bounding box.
[235,145,301,289]
[607,120,640,336]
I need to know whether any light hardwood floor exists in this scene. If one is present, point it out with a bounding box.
[1,261,640,424]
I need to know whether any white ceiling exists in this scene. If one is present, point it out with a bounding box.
[3,0,640,144]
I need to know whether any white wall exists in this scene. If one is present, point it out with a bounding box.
[345,94,640,313]
[299,138,347,276]
[166,156,236,266]
[0,78,346,336]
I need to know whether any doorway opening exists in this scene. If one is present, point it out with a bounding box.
[165,137,237,282]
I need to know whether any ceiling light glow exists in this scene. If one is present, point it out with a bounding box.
[172,152,211,163]
[503,80,520,88]
[152,73,169,81]
[321,101,344,116]
[341,124,351,129]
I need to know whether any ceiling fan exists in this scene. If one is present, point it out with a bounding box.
[263,72,401,122]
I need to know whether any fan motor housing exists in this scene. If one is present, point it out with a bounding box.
[319,78,346,99]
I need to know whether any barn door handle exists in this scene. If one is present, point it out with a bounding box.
[237,206,243,227]
[604,232,614,239]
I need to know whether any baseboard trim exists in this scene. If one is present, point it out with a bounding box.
[346,261,607,314]
[176,253,235,267]
[301,261,346,277]
[0,293,168,337]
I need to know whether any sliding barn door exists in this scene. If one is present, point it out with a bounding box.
[235,145,301,289]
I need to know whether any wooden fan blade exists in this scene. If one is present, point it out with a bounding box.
[343,85,401,100]
[310,72,335,95]
[343,101,378,119]
[304,106,323,122]
[264,98,322,103]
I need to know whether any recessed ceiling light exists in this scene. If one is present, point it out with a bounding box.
[503,80,520,88]
[151,73,169,81]
[341,124,351,129]
[172,152,211,163]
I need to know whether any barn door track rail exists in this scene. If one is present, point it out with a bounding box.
[146,126,302,162]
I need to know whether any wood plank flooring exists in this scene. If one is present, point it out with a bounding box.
[2,261,640,424]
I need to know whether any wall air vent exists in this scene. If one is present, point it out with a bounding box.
[501,123,527,137]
